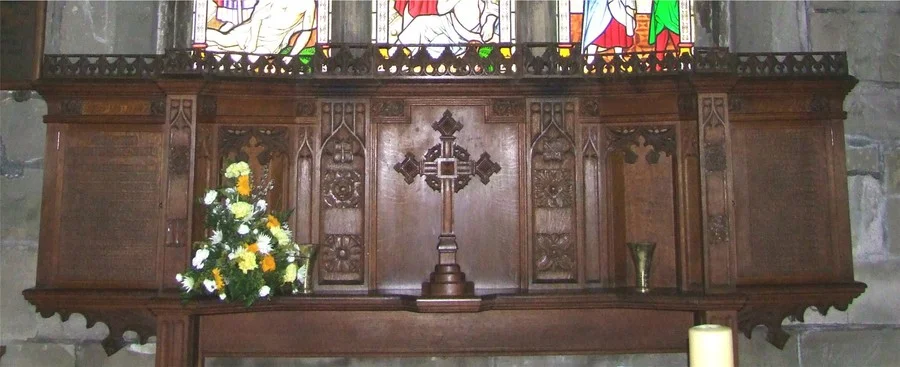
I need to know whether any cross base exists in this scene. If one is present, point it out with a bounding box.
[421,264,475,297]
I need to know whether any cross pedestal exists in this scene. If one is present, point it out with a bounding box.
[394,110,501,297]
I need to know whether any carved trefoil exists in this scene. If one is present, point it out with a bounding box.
[217,126,291,213]
[606,127,676,165]
[318,101,367,285]
[529,101,578,284]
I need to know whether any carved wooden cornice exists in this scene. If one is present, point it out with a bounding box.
[736,282,867,349]
[22,289,157,356]
[40,46,849,80]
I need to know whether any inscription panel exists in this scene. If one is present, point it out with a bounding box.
[733,125,833,283]
[58,128,162,286]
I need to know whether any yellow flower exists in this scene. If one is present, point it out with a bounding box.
[229,202,253,219]
[236,175,251,196]
[237,251,258,274]
[246,242,259,253]
[212,268,224,290]
[270,226,290,245]
[283,263,298,283]
[261,254,276,272]
[266,215,280,229]
[225,162,251,178]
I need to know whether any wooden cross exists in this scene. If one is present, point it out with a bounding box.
[394,110,501,297]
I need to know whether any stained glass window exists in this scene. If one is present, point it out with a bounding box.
[558,0,693,55]
[372,0,516,58]
[192,0,331,55]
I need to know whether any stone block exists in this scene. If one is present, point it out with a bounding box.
[785,305,849,325]
[584,353,687,367]
[845,14,900,84]
[810,7,900,83]
[0,243,38,344]
[100,347,156,367]
[494,353,686,367]
[851,0,900,13]
[844,82,900,141]
[799,327,900,367]
[34,312,110,342]
[74,342,155,367]
[0,93,47,241]
[848,259,900,324]
[738,326,800,367]
[44,1,159,54]
[0,341,76,367]
[847,175,886,260]
[889,198,900,256]
[204,357,494,367]
[845,144,880,174]
[886,148,900,194]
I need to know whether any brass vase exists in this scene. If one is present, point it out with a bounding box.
[297,244,317,294]
[627,242,656,293]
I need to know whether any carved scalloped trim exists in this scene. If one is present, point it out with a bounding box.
[737,297,856,349]
[32,305,156,356]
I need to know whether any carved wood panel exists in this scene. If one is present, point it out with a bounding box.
[218,126,292,212]
[293,126,316,244]
[57,127,163,287]
[581,126,607,285]
[698,94,737,292]
[318,101,367,286]
[732,125,834,283]
[163,96,196,289]
[376,102,520,290]
[606,126,678,289]
[528,100,578,284]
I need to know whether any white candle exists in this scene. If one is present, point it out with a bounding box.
[689,324,734,367]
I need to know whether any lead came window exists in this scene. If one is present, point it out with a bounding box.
[192,0,332,55]
[558,0,694,56]
[372,0,516,58]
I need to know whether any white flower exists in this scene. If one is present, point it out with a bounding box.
[192,248,210,269]
[258,285,271,297]
[203,190,218,205]
[176,274,194,292]
[287,255,295,263]
[203,279,217,293]
[257,234,271,249]
[228,250,238,260]
[257,242,272,254]
[255,199,267,212]
[210,230,223,245]
[238,224,250,235]
[219,293,227,300]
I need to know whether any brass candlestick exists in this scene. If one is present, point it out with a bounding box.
[628,242,656,293]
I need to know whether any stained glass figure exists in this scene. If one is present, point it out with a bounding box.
[558,0,693,55]
[192,0,331,55]
[373,0,515,58]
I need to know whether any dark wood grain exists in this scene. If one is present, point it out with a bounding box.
[23,57,865,365]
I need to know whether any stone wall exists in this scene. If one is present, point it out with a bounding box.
[731,1,900,366]
[2,1,898,366]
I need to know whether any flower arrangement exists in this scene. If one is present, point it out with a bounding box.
[176,162,314,306]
